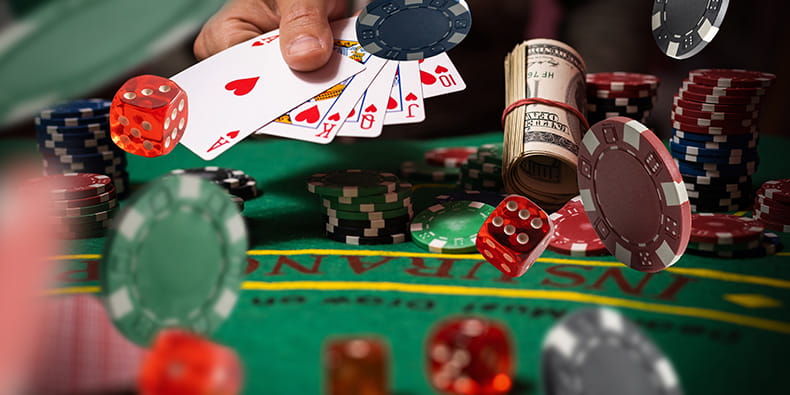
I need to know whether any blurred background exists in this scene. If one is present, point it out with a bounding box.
[0,0,787,139]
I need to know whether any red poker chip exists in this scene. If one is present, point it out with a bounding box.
[547,196,608,256]
[671,105,759,121]
[690,213,764,244]
[688,69,777,89]
[670,112,755,129]
[586,72,659,91]
[673,96,758,113]
[577,117,691,272]
[754,214,790,233]
[754,203,790,224]
[681,80,767,97]
[678,89,762,106]
[51,187,117,210]
[27,173,113,200]
[671,121,757,136]
[757,180,790,204]
[589,88,656,99]
[424,146,477,168]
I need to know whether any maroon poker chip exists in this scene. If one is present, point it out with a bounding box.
[424,146,477,168]
[547,196,608,257]
[577,117,691,272]
[754,213,790,233]
[681,80,767,97]
[688,69,777,89]
[757,180,790,204]
[51,188,117,210]
[670,112,755,128]
[671,121,757,136]
[589,88,655,99]
[671,105,759,121]
[28,173,114,200]
[678,89,762,106]
[690,213,764,244]
[586,72,659,91]
[673,96,758,113]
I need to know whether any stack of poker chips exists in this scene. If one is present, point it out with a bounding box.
[687,213,782,258]
[753,179,790,233]
[586,72,659,125]
[31,173,119,239]
[669,69,776,212]
[169,167,261,212]
[400,146,479,184]
[307,170,412,245]
[457,143,505,192]
[35,99,130,198]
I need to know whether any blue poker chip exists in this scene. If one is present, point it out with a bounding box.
[672,151,756,165]
[356,0,472,61]
[670,135,757,150]
[36,122,109,135]
[672,129,757,143]
[35,113,109,127]
[37,133,113,148]
[38,144,117,157]
[41,148,125,165]
[670,141,758,159]
[434,190,508,207]
[42,156,128,174]
[38,99,111,120]
[676,159,757,177]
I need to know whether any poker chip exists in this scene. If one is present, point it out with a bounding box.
[410,200,495,253]
[590,88,655,99]
[230,194,245,212]
[434,190,508,207]
[681,80,767,97]
[687,232,783,258]
[688,238,760,252]
[669,136,757,150]
[400,161,461,182]
[672,105,759,121]
[322,196,412,213]
[671,120,757,136]
[322,205,413,221]
[170,167,260,201]
[333,183,413,205]
[675,159,756,178]
[325,222,409,238]
[541,307,682,395]
[687,188,743,200]
[689,199,751,214]
[35,113,112,127]
[586,72,659,91]
[39,135,112,149]
[758,180,790,203]
[690,213,764,244]
[547,196,608,256]
[424,146,477,168]
[671,112,754,128]
[102,175,248,346]
[456,143,505,192]
[672,129,757,143]
[356,0,472,61]
[324,214,412,230]
[308,169,399,197]
[36,121,110,134]
[688,69,777,88]
[326,231,410,245]
[37,128,111,143]
[672,96,757,113]
[755,215,790,233]
[672,152,756,166]
[30,173,113,200]
[678,88,761,106]
[651,0,729,59]
[577,117,691,272]
[38,98,111,119]
[51,188,117,210]
[50,207,118,225]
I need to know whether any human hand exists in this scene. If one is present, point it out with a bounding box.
[195,0,348,71]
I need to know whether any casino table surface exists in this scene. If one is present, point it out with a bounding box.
[3,131,790,394]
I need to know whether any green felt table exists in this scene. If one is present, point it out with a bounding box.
[3,132,790,394]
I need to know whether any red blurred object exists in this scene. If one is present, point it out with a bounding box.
[476,195,554,277]
[139,329,242,395]
[325,337,389,395]
[110,75,188,157]
[426,317,513,395]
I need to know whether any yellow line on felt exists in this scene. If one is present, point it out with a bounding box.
[45,286,101,295]
[52,248,790,289]
[240,280,790,335]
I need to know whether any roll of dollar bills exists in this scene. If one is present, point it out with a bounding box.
[502,39,587,210]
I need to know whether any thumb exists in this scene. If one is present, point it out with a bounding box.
[276,0,334,71]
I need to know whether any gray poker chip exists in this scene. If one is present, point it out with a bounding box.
[651,0,729,59]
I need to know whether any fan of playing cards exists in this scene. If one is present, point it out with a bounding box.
[108,13,468,161]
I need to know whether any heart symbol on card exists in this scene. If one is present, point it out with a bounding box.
[328,113,340,122]
[435,65,449,74]
[405,93,418,102]
[364,104,377,113]
[420,70,437,85]
[227,130,239,139]
[252,41,263,47]
[225,77,259,96]
[347,108,356,118]
[387,97,398,110]
[295,105,320,124]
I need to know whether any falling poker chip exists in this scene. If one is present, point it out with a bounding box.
[651,0,730,59]
[356,0,472,61]
[541,307,683,395]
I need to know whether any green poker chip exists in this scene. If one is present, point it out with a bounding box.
[329,182,413,205]
[410,200,495,253]
[101,175,248,346]
[400,161,461,182]
[475,143,504,164]
[322,204,413,221]
[307,169,399,197]
[322,196,412,213]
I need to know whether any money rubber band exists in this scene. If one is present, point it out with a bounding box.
[501,98,590,131]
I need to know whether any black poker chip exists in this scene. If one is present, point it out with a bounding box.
[169,167,260,201]
[325,222,409,238]
[325,230,410,245]
[321,214,411,230]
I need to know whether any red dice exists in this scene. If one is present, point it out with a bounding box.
[476,195,554,277]
[426,317,513,395]
[139,329,242,395]
[110,75,188,157]
[325,337,389,395]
